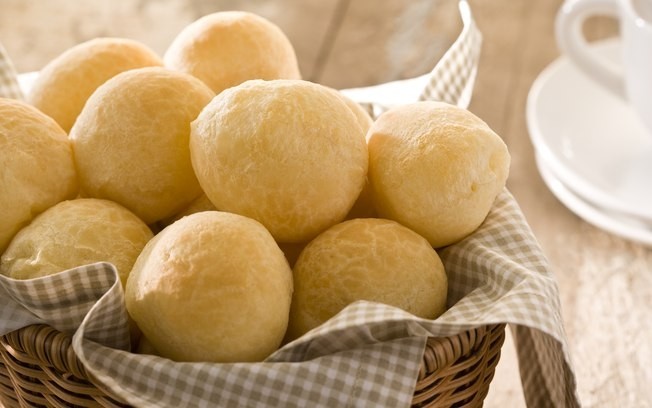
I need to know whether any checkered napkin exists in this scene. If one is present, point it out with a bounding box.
[0,191,579,407]
[0,1,579,406]
[0,43,23,100]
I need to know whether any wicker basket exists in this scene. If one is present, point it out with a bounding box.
[0,323,505,408]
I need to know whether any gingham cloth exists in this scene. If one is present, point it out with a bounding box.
[0,1,579,407]
[0,43,23,100]
[0,192,579,407]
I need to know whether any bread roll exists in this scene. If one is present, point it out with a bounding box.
[27,38,162,132]
[164,11,301,94]
[70,67,215,224]
[367,101,510,247]
[125,211,293,363]
[190,79,368,243]
[287,218,447,340]
[0,198,153,286]
[0,98,78,253]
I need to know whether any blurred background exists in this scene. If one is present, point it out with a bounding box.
[2,0,650,406]
[0,0,461,87]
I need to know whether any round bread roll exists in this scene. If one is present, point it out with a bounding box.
[70,67,215,224]
[0,98,78,253]
[367,101,510,248]
[287,218,447,340]
[164,11,301,94]
[0,198,153,286]
[27,38,163,132]
[125,211,293,363]
[190,79,368,243]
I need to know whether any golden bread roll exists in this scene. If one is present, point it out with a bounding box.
[27,38,163,132]
[287,218,447,340]
[164,11,301,94]
[125,211,293,363]
[0,98,78,253]
[190,79,368,243]
[367,101,510,248]
[70,67,215,224]
[0,198,153,286]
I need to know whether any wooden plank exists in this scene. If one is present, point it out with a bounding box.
[472,0,652,406]
[470,1,583,404]
[466,2,532,406]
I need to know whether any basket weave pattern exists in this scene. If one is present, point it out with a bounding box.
[413,324,506,406]
[0,326,126,408]
[0,324,505,408]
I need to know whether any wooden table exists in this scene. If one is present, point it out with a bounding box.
[1,0,650,406]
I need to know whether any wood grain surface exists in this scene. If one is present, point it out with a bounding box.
[1,0,650,406]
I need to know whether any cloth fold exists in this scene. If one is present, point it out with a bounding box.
[0,42,23,100]
[0,191,579,407]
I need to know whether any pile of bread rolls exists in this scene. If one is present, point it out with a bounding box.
[0,11,510,363]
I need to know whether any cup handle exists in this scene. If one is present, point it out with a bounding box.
[555,0,625,98]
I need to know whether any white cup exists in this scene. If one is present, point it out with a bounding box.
[556,0,652,133]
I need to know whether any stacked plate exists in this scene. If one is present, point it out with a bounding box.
[526,39,652,246]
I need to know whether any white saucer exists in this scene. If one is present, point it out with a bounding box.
[527,39,652,224]
[535,153,652,246]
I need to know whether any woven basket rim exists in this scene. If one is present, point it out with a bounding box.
[1,323,505,408]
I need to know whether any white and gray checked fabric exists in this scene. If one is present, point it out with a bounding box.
[0,191,579,407]
[0,1,579,406]
[0,262,131,350]
[418,0,481,108]
[0,42,23,100]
